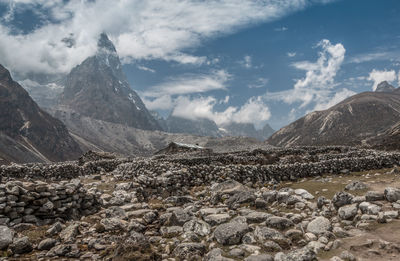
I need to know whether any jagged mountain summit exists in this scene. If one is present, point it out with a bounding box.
[268,85,400,148]
[375,81,397,93]
[0,64,82,163]
[59,33,161,131]
[158,114,274,141]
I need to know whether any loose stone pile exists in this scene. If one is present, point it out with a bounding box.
[0,146,399,260]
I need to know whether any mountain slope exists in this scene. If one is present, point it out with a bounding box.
[59,33,161,131]
[0,65,82,163]
[267,91,400,147]
[220,122,274,141]
[50,108,269,155]
[166,116,221,137]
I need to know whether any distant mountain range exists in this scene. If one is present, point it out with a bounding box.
[151,113,274,141]
[0,65,81,164]
[268,81,400,149]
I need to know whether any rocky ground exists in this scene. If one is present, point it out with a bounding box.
[1,147,400,260]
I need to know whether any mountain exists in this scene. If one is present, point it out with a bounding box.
[165,116,221,137]
[219,122,275,141]
[267,89,400,147]
[0,64,82,163]
[375,81,397,93]
[59,33,161,131]
[49,107,269,155]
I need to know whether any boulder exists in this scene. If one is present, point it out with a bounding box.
[345,181,368,191]
[214,221,249,245]
[332,192,353,209]
[0,226,14,249]
[384,187,400,202]
[365,191,385,201]
[306,217,331,235]
[38,238,57,251]
[338,204,358,220]
[10,236,32,254]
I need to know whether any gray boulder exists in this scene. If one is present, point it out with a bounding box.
[183,219,211,237]
[214,221,249,245]
[10,236,33,254]
[0,226,14,249]
[345,181,368,191]
[332,192,353,208]
[244,254,274,261]
[365,191,385,201]
[266,216,294,230]
[38,238,57,250]
[173,242,206,259]
[384,187,400,202]
[338,204,358,220]
[306,217,331,235]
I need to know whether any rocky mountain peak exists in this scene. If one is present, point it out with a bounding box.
[0,64,12,83]
[375,81,396,93]
[97,33,117,53]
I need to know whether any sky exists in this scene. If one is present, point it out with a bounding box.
[0,0,400,130]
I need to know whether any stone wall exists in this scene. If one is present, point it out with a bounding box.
[0,179,101,226]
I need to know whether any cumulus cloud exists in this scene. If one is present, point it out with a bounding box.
[266,39,346,109]
[0,0,336,76]
[287,52,297,57]
[249,77,269,89]
[367,69,397,91]
[313,88,356,111]
[171,96,271,129]
[240,55,253,69]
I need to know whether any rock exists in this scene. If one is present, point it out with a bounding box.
[332,192,353,208]
[306,217,331,235]
[365,191,385,201]
[38,238,57,250]
[338,204,358,220]
[244,254,274,261]
[246,211,271,223]
[47,244,80,257]
[384,187,400,202]
[59,223,79,243]
[283,246,317,261]
[204,213,230,226]
[266,216,294,230]
[295,189,314,200]
[214,221,249,245]
[10,236,32,254]
[100,218,127,231]
[262,190,277,203]
[285,229,304,242]
[359,202,381,215]
[255,198,268,209]
[183,219,211,236]
[46,221,63,236]
[332,227,350,238]
[254,226,290,249]
[173,242,206,259]
[160,226,183,238]
[339,250,355,261]
[345,181,368,191]
[262,240,282,252]
[105,206,127,219]
[205,248,235,261]
[226,191,256,209]
[170,208,192,226]
[0,226,14,249]
[229,248,245,257]
[383,210,399,219]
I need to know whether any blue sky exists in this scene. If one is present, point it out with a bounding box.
[1,0,400,130]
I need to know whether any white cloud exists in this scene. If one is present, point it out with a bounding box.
[266,39,346,108]
[287,52,296,57]
[171,96,271,129]
[240,55,253,69]
[249,77,269,89]
[137,65,155,73]
[398,71,400,87]
[142,95,173,111]
[367,69,397,91]
[143,70,231,98]
[313,88,356,111]
[0,0,337,76]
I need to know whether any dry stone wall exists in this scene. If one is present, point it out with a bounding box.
[0,179,101,226]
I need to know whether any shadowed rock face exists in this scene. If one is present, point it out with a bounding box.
[0,64,82,163]
[375,81,397,93]
[59,33,161,131]
[268,91,400,147]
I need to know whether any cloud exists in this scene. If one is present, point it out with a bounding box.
[171,96,271,129]
[266,39,346,108]
[287,52,296,57]
[275,26,288,32]
[143,70,231,98]
[313,88,356,111]
[0,0,337,76]
[137,65,155,73]
[249,77,269,89]
[367,69,397,91]
[240,55,253,69]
